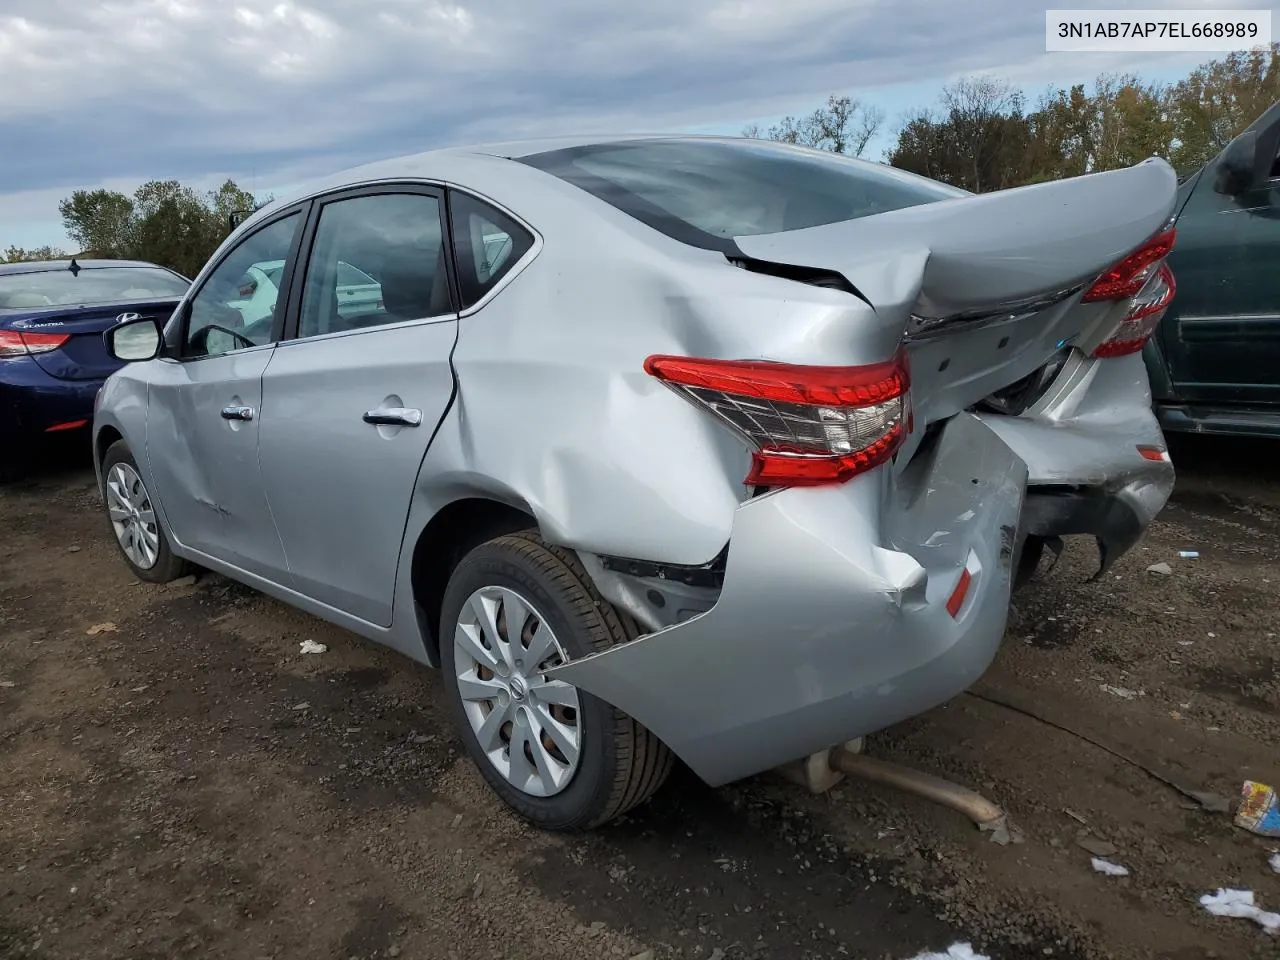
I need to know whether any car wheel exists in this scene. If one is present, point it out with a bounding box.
[101,440,190,583]
[440,530,673,830]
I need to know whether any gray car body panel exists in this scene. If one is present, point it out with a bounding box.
[94,137,1178,787]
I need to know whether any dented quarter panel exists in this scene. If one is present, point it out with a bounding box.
[549,414,1027,786]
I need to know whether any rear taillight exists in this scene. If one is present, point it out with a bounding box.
[644,350,910,487]
[1092,262,1175,359]
[1082,227,1176,303]
[0,330,71,357]
[1084,226,1177,359]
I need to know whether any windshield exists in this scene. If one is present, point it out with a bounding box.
[519,138,968,251]
[0,265,188,309]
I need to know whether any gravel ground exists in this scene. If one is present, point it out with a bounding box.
[2,433,1278,960]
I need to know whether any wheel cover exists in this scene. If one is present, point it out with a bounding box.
[453,585,583,798]
[105,462,161,570]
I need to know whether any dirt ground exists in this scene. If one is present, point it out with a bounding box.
[2,434,1279,960]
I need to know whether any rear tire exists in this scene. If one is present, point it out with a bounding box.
[101,440,190,584]
[440,530,673,830]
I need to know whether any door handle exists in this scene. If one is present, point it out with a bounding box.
[363,407,422,427]
[221,405,255,421]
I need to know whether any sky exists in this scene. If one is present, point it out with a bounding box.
[1,0,1275,249]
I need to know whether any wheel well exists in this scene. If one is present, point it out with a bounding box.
[95,426,123,468]
[411,497,537,665]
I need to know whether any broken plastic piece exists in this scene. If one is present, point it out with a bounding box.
[1199,889,1280,935]
[1091,857,1129,876]
[299,639,328,655]
[1146,562,1172,576]
[1235,781,1280,837]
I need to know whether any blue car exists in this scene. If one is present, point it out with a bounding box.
[0,258,189,480]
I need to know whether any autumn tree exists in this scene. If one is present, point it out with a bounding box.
[743,95,884,157]
[1168,41,1280,171]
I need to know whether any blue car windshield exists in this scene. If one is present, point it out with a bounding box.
[0,266,188,309]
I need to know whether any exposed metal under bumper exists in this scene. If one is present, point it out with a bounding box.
[1023,487,1145,577]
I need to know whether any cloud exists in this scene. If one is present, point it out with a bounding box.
[0,0,1258,244]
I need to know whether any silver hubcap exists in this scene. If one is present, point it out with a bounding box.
[105,463,160,570]
[453,586,582,798]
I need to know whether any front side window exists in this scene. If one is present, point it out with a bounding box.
[184,212,301,359]
[519,138,968,251]
[0,265,188,310]
[448,191,534,309]
[297,192,452,340]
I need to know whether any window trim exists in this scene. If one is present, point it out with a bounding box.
[165,203,310,364]
[445,187,542,316]
[279,182,459,347]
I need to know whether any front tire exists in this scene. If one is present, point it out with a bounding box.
[101,440,190,583]
[440,531,673,830]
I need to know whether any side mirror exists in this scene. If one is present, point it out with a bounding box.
[1214,130,1259,196]
[105,316,164,362]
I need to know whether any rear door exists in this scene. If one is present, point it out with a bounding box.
[1159,149,1280,406]
[256,185,459,627]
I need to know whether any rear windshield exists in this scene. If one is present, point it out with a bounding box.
[519,138,968,251]
[0,265,188,310]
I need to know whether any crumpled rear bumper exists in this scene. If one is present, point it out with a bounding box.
[975,351,1175,573]
[551,413,1027,787]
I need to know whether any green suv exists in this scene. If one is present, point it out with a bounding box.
[1146,100,1280,437]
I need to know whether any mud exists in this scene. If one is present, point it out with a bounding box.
[2,433,1278,959]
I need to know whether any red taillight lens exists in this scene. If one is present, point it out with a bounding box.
[644,350,910,487]
[0,330,71,357]
[1082,227,1176,303]
[1092,263,1175,358]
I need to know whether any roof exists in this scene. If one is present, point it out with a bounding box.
[0,258,166,275]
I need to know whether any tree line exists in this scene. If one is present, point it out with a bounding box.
[3,43,1276,275]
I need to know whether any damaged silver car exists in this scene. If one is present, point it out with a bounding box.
[93,136,1178,829]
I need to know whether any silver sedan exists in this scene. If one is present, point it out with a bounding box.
[93,135,1178,829]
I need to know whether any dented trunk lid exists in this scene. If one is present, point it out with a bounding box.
[733,158,1179,428]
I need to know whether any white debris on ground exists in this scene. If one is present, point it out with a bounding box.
[1099,683,1141,700]
[299,640,327,655]
[1146,562,1173,576]
[1091,858,1130,877]
[906,944,990,960]
[1199,889,1280,935]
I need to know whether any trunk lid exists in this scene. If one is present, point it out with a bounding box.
[1,298,180,380]
[733,158,1179,428]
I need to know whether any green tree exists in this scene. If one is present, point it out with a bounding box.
[57,178,263,278]
[1,245,69,264]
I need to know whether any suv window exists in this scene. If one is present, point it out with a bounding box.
[297,193,451,340]
[448,191,534,308]
[519,138,967,251]
[184,212,300,359]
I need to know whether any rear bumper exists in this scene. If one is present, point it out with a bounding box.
[551,413,1026,787]
[975,352,1175,572]
[0,356,103,444]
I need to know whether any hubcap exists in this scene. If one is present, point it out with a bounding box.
[105,462,160,570]
[453,586,582,798]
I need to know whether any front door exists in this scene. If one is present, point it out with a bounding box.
[257,188,459,627]
[146,209,304,578]
[1162,147,1280,407]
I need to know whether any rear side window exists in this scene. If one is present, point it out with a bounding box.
[518,138,967,251]
[448,191,534,309]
